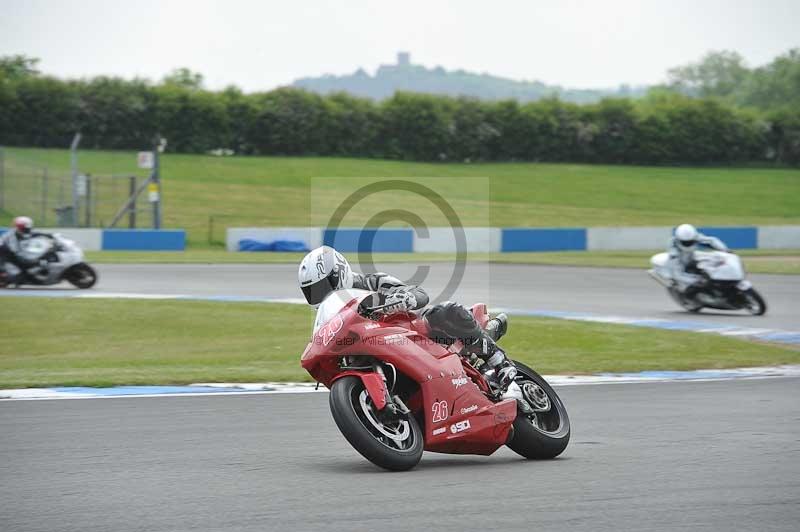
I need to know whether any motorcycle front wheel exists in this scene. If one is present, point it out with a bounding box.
[506,361,570,459]
[329,376,423,471]
[64,263,98,289]
[743,288,767,316]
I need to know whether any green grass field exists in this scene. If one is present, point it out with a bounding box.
[1,297,797,388]
[4,147,799,246]
[84,248,800,275]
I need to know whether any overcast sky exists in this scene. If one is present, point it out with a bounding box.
[1,0,798,91]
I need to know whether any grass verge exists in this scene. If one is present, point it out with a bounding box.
[5,147,800,245]
[84,248,800,275]
[1,297,797,388]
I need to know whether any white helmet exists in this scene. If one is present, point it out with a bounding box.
[675,224,699,249]
[298,246,353,305]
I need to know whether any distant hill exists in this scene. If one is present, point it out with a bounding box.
[292,52,648,103]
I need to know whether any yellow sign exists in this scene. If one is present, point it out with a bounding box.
[147,183,160,203]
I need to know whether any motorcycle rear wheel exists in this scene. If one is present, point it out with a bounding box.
[506,361,570,459]
[329,376,423,471]
[668,287,702,313]
[65,263,97,289]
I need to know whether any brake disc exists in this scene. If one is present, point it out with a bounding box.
[521,382,551,413]
[358,390,410,442]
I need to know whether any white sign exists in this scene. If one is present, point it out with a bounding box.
[137,151,154,169]
[76,174,87,196]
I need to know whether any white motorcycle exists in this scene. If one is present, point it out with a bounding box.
[648,250,766,315]
[0,234,98,289]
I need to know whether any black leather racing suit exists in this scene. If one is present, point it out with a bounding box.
[352,271,503,360]
[0,231,41,277]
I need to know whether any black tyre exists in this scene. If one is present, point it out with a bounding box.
[507,361,570,459]
[743,288,767,316]
[65,263,97,289]
[329,376,423,471]
[668,287,702,313]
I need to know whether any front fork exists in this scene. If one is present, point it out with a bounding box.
[373,363,411,415]
[336,361,410,415]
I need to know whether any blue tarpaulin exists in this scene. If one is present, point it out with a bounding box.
[238,239,309,252]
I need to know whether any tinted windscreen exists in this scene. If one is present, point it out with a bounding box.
[313,288,371,333]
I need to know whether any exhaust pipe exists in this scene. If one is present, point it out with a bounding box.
[647,269,672,288]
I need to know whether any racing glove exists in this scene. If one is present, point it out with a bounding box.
[377,290,417,315]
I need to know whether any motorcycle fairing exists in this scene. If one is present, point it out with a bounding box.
[694,251,744,281]
[2,234,90,287]
[302,293,516,456]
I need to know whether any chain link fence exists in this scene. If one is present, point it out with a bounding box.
[0,148,150,228]
[0,150,71,226]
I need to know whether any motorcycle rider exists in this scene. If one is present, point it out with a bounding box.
[668,224,728,299]
[298,245,517,392]
[0,216,48,283]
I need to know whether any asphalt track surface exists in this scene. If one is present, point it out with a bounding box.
[2,377,799,532]
[4,262,798,531]
[39,262,800,329]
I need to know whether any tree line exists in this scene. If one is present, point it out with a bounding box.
[667,49,800,113]
[1,55,798,165]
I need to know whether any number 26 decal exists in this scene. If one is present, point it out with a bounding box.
[432,400,449,422]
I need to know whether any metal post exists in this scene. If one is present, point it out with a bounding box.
[0,147,5,211]
[152,137,162,230]
[108,177,151,228]
[70,133,81,227]
[92,176,99,226]
[85,175,92,227]
[41,167,48,226]
[58,173,64,211]
[129,176,137,229]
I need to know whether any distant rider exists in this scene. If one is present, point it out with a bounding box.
[0,216,50,283]
[668,224,728,299]
[298,246,516,392]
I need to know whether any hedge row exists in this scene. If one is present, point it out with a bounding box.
[1,75,798,164]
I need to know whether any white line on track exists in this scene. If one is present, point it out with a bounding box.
[3,366,800,401]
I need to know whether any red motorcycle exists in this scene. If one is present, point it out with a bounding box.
[301,289,570,471]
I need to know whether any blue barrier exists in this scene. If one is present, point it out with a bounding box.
[227,225,795,253]
[501,228,587,252]
[697,226,757,250]
[101,229,186,251]
[323,228,414,252]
